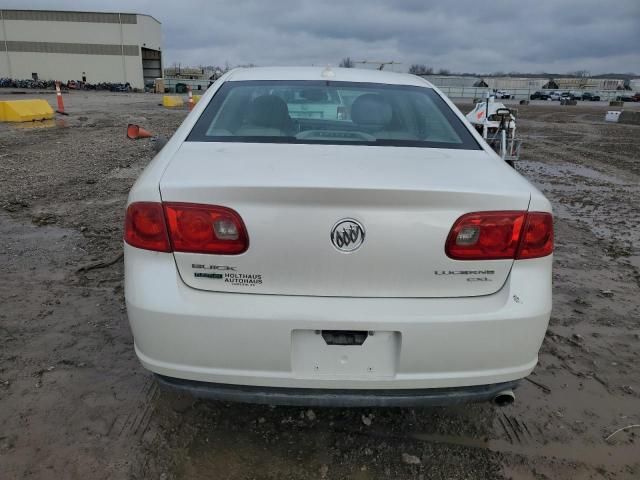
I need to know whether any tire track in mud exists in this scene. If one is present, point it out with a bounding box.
[410,430,639,469]
[108,377,160,442]
[533,140,639,177]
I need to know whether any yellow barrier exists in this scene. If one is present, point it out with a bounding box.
[162,96,184,108]
[0,99,54,122]
[193,95,202,104]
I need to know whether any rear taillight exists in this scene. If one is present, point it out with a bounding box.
[124,202,171,252]
[124,202,249,255]
[446,211,553,260]
[163,202,249,254]
[517,212,554,259]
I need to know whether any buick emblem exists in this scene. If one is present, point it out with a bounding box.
[330,219,365,252]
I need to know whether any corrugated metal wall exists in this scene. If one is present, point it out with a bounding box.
[1,10,136,24]
[5,41,139,56]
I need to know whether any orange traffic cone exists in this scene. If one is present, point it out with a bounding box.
[55,81,68,115]
[187,86,194,111]
[127,124,153,139]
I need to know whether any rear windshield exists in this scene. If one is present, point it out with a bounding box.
[187,80,480,149]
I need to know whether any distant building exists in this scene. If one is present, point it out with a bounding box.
[164,66,206,79]
[553,78,610,90]
[484,77,547,90]
[423,75,479,88]
[421,74,626,92]
[0,9,162,88]
[423,75,547,90]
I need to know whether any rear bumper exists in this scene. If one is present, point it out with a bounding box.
[125,244,552,392]
[156,374,520,407]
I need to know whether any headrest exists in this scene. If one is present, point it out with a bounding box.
[351,94,392,128]
[247,95,290,128]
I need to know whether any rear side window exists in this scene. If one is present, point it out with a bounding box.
[188,80,480,149]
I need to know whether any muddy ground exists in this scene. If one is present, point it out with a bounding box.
[0,91,638,479]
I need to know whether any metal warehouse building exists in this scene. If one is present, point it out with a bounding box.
[0,9,162,88]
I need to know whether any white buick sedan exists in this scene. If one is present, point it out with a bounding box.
[124,67,553,407]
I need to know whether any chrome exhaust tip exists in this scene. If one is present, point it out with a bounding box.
[492,389,515,407]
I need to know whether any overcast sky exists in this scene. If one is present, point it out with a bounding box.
[5,0,640,74]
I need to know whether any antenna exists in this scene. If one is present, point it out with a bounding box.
[353,60,402,71]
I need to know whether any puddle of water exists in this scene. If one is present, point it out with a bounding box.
[519,160,630,186]
[518,160,640,250]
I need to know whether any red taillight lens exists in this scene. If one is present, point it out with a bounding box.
[124,202,171,252]
[516,212,554,259]
[446,211,525,260]
[163,202,249,254]
[446,211,553,260]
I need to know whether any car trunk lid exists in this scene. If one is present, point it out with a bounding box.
[160,142,531,298]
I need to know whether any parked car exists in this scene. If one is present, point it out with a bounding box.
[563,91,583,101]
[549,91,562,101]
[581,92,601,101]
[493,89,512,99]
[124,67,554,407]
[631,93,640,102]
[530,91,550,100]
[615,94,633,102]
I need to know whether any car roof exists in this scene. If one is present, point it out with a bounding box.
[226,66,434,87]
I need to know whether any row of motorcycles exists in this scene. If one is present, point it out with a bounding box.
[0,78,55,89]
[0,78,132,92]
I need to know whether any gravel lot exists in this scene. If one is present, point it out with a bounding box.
[1,91,639,479]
